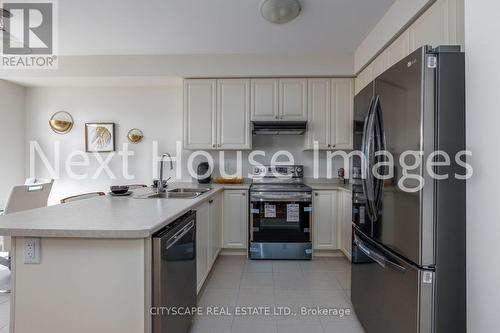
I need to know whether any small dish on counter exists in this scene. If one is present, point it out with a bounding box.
[110,185,130,195]
[108,191,132,197]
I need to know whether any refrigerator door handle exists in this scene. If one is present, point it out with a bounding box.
[361,97,375,222]
[372,96,386,215]
[354,236,385,269]
[355,235,407,274]
[384,257,407,273]
[363,99,378,221]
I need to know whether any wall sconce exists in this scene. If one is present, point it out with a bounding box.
[49,111,74,134]
[127,128,144,143]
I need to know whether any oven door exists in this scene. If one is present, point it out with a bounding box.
[250,191,311,243]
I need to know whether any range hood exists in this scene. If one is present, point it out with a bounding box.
[252,121,307,135]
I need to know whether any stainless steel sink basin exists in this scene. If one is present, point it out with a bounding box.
[135,188,211,199]
[168,188,211,194]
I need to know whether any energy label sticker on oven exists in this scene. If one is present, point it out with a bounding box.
[287,204,300,222]
[265,204,276,218]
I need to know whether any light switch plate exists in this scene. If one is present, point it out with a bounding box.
[24,237,41,264]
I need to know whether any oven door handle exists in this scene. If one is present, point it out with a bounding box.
[250,192,312,202]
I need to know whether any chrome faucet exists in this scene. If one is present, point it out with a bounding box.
[157,153,174,193]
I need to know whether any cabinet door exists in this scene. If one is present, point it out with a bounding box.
[331,79,354,150]
[340,191,353,261]
[184,79,217,149]
[251,79,279,121]
[305,79,331,150]
[355,65,373,95]
[386,30,411,69]
[313,191,338,250]
[371,52,389,80]
[409,0,463,52]
[217,79,252,150]
[279,79,308,121]
[196,202,210,293]
[222,190,248,249]
[209,193,222,266]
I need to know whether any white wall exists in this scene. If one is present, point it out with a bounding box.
[0,80,26,207]
[465,1,500,332]
[354,0,433,72]
[25,86,185,205]
[25,86,345,205]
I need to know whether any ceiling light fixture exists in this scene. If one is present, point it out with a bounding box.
[260,0,302,24]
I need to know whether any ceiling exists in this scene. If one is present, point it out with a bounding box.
[57,0,396,56]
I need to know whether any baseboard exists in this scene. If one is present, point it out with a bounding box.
[220,248,247,256]
[313,249,347,258]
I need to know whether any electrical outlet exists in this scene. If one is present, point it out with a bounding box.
[24,237,41,264]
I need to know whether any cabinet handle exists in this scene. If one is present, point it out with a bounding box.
[212,144,216,148]
[242,193,246,196]
[275,115,279,119]
[314,192,318,196]
[209,200,213,204]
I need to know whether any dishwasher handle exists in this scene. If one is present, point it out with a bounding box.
[166,220,195,250]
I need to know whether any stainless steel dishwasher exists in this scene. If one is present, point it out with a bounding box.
[152,211,196,333]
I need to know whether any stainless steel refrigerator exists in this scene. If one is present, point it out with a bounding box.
[351,46,466,333]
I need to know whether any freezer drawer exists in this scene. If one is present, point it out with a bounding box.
[352,229,434,333]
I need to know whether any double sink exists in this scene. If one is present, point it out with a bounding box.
[135,187,211,199]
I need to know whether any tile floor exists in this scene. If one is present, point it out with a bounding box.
[190,255,365,333]
[0,256,364,333]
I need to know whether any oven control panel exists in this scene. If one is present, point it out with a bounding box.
[252,165,304,178]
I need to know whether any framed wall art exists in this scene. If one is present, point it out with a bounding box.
[85,123,115,152]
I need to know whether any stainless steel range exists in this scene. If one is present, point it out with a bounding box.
[249,165,312,260]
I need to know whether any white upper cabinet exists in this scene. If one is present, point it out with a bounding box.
[183,79,217,149]
[355,0,464,96]
[251,78,307,121]
[184,79,251,150]
[331,79,354,150]
[386,30,411,69]
[217,79,251,150]
[306,79,331,149]
[305,78,354,150]
[355,65,373,95]
[409,0,464,52]
[250,79,279,121]
[279,79,308,121]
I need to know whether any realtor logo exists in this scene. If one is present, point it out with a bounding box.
[1,0,58,69]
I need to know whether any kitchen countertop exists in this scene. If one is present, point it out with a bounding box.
[304,178,352,192]
[0,183,249,239]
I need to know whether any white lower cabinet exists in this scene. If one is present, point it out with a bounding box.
[312,191,338,250]
[208,193,222,266]
[312,189,353,260]
[196,192,223,294]
[222,190,248,249]
[196,202,210,293]
[339,190,353,261]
